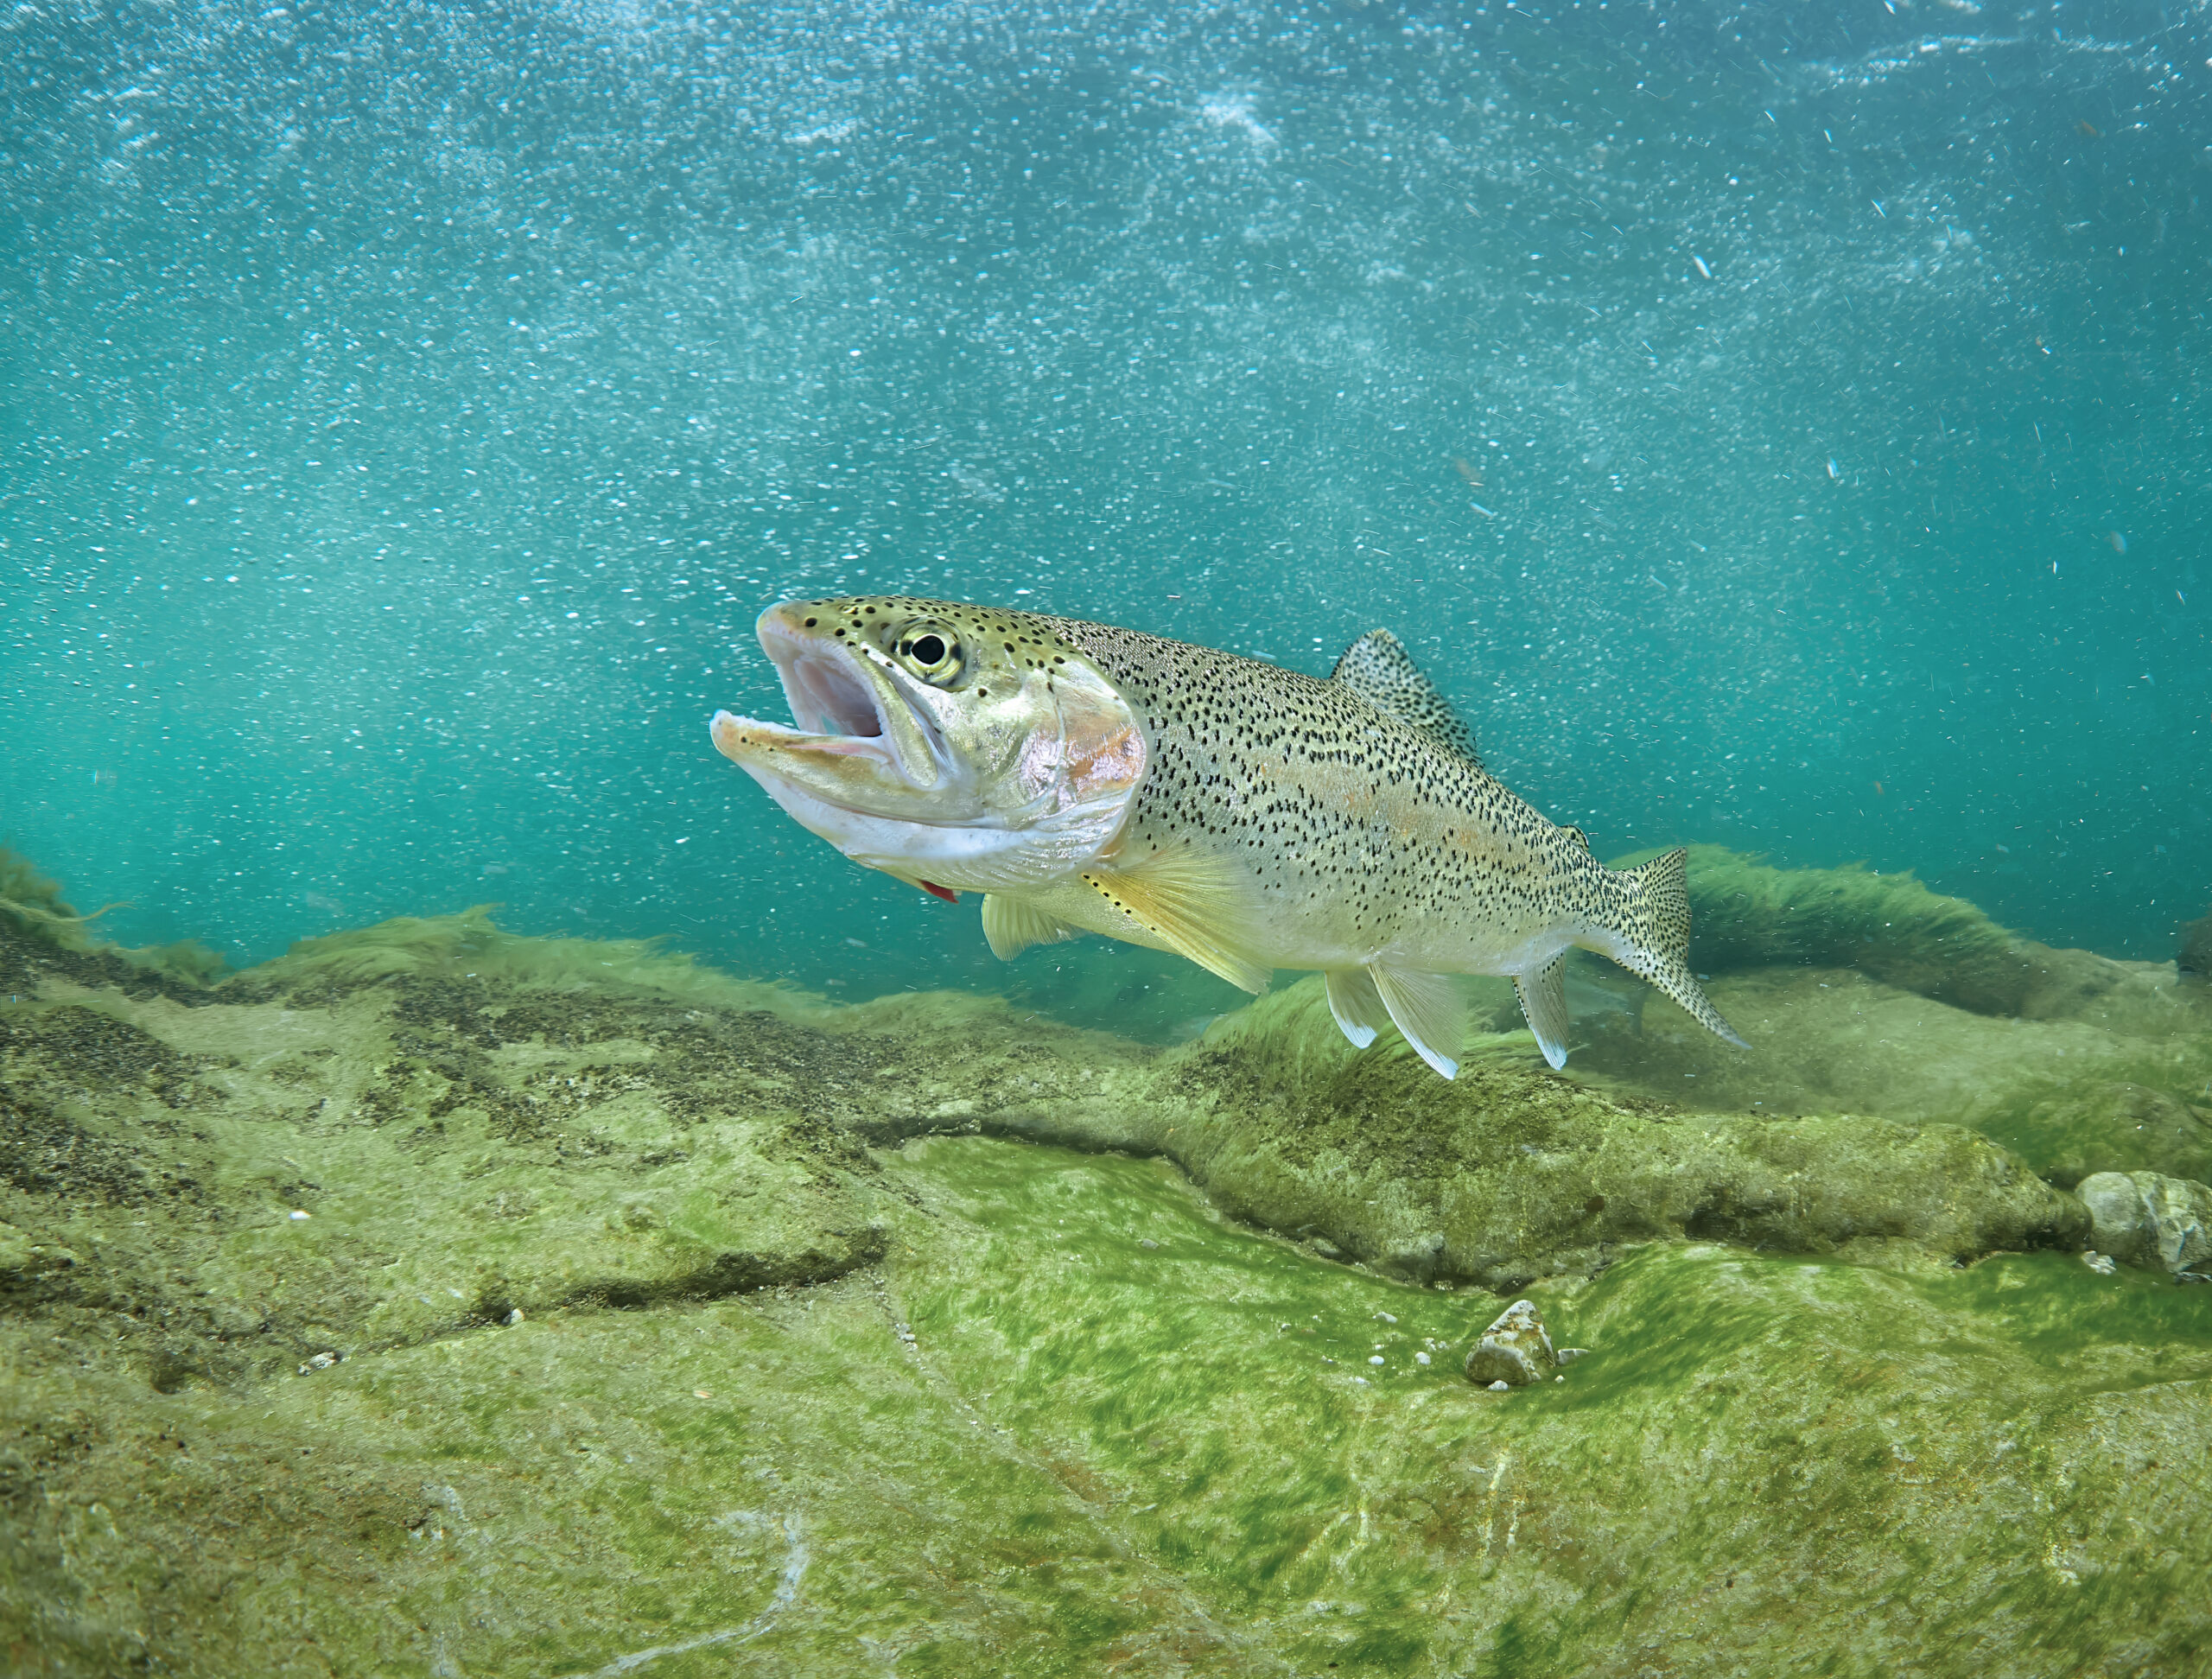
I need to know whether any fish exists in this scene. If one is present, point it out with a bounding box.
[709,597,1746,1078]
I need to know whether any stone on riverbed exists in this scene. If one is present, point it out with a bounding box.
[1465,1298,1556,1387]
[2076,1171,2212,1275]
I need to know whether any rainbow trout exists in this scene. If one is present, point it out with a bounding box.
[710,596,1745,1077]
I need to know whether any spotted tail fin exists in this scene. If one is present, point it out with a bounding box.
[1605,848,1749,1050]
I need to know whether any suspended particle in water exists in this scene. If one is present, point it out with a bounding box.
[1827,458,1841,480]
[2106,531,2128,553]
[1692,254,1713,280]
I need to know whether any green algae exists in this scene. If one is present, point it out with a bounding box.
[0,848,229,986]
[895,1142,2212,1676]
[1626,845,2182,1029]
[0,849,115,957]
[1116,976,2088,1282]
[13,1132,2209,1676]
[1567,960,2212,1189]
[225,905,833,1018]
[6,848,2212,1676]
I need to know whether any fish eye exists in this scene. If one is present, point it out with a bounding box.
[893,620,963,685]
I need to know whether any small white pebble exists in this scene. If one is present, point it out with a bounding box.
[1373,1311,1397,1323]
[2082,1250,2118,1276]
[1415,1351,1431,1366]
[447,1288,466,1300]
[1555,1374,1566,1383]
[1352,1377,1369,1385]
[1488,1379,1510,1391]
[289,1210,310,1221]
[505,1307,525,1326]
[1368,1355,1385,1366]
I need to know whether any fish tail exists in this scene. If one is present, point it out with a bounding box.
[1604,848,1749,1050]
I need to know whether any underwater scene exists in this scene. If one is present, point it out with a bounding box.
[5,0,2212,1673]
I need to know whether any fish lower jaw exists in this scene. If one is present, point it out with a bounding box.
[710,709,892,763]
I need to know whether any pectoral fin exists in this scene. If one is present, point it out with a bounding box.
[1514,953,1571,1070]
[1370,964,1465,1079]
[1325,967,1392,1049]
[980,894,1081,961]
[1083,846,1271,995]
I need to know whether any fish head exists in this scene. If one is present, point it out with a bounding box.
[711,596,1146,893]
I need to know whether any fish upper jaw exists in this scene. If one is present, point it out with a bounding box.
[711,610,957,805]
[761,607,959,785]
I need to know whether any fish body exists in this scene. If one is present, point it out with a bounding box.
[711,596,1745,1077]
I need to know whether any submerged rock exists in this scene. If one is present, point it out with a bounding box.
[3,853,2212,1677]
[1609,844,2160,1022]
[1464,1298,1555,1386]
[2076,1171,2212,1275]
[2013,1083,2212,1190]
[2183,909,2212,983]
[1118,976,2091,1287]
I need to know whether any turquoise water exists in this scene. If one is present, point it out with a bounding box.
[4,0,2207,1025]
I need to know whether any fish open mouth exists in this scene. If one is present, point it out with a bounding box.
[709,608,951,801]
[778,640,885,740]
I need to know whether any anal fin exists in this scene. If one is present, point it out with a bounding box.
[1370,964,1465,1079]
[1325,968,1392,1050]
[980,894,1081,961]
[1514,953,1572,1071]
[1084,846,1271,995]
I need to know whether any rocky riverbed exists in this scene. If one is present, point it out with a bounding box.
[4,849,2211,1676]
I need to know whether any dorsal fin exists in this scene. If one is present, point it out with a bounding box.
[1329,629,1480,764]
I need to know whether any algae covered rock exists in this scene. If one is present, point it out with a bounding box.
[1464,1297,1555,1386]
[6,849,2212,1679]
[0,910,918,1385]
[1616,843,2171,1027]
[2009,1082,2212,1190]
[2076,1171,2212,1275]
[1109,976,2088,1288]
[2183,908,2212,983]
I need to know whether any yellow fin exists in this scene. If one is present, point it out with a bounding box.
[980,894,1081,962]
[1370,964,1465,1079]
[1083,847,1271,995]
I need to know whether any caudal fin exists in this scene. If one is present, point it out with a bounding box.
[1605,848,1749,1050]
